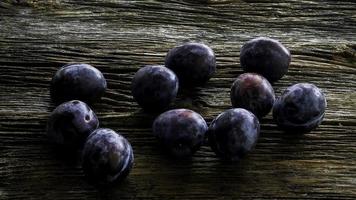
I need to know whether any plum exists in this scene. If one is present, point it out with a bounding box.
[132,65,178,112]
[82,128,134,185]
[240,37,291,82]
[230,73,275,118]
[50,63,107,104]
[165,43,216,87]
[152,109,208,158]
[47,100,99,149]
[208,108,260,162]
[273,83,326,133]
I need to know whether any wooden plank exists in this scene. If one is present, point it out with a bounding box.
[0,0,355,199]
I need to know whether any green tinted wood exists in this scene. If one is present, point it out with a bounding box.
[0,0,355,199]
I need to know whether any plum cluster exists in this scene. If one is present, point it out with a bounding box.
[133,39,326,161]
[47,64,134,185]
[237,37,326,132]
[45,37,327,186]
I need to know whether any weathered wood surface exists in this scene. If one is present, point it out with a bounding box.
[0,0,355,199]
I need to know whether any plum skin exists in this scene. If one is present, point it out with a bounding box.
[152,109,208,158]
[230,73,275,118]
[131,65,179,112]
[273,83,327,133]
[47,100,99,149]
[50,63,107,105]
[240,37,291,82]
[82,128,134,185]
[165,43,216,87]
[208,108,260,162]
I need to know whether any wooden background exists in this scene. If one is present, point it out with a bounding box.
[0,0,355,199]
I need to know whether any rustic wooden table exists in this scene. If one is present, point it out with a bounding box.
[0,0,355,199]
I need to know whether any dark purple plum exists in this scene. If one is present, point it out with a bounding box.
[230,73,275,118]
[208,108,260,162]
[240,37,291,82]
[152,109,208,158]
[273,83,326,133]
[47,100,99,149]
[82,128,134,185]
[50,63,107,105]
[131,65,178,112]
[165,43,216,87]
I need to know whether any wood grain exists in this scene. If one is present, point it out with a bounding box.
[0,0,355,199]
